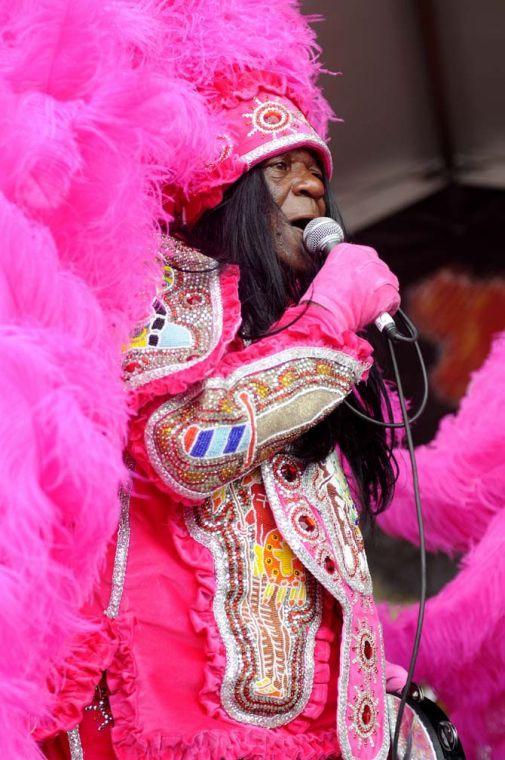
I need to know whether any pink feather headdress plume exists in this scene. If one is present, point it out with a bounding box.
[0,1,332,756]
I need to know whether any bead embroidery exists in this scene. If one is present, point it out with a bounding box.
[352,620,378,675]
[349,686,379,747]
[186,470,321,727]
[123,238,224,389]
[241,133,331,171]
[243,96,309,138]
[305,455,372,596]
[205,134,233,169]
[145,346,363,500]
[262,454,390,760]
[84,673,114,731]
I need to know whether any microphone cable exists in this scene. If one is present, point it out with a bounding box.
[344,308,429,760]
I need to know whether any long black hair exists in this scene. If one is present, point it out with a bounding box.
[184,165,397,523]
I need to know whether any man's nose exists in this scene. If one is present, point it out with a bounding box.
[291,168,325,200]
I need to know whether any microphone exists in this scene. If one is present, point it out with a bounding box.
[303,216,399,338]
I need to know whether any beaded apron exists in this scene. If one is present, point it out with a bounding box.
[186,469,322,727]
[187,453,390,760]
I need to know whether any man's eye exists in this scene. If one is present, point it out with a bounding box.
[272,161,288,170]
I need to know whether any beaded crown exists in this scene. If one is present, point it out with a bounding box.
[179,70,333,223]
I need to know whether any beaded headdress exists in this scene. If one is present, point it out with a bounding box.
[180,70,333,223]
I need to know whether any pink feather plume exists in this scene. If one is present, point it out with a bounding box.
[0,1,332,756]
[380,332,505,757]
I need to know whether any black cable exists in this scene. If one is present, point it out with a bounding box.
[384,308,419,343]
[343,311,429,428]
[387,337,427,760]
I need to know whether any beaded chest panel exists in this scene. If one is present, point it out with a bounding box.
[186,469,322,727]
[123,238,223,389]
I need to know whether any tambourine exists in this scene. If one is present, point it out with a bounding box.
[387,686,466,759]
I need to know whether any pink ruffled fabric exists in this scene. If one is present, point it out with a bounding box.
[206,70,324,120]
[104,508,340,760]
[112,725,339,760]
[127,263,242,412]
[106,614,144,756]
[35,616,119,740]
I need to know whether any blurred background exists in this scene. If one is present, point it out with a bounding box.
[304,0,505,601]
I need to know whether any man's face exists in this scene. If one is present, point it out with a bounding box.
[262,148,327,274]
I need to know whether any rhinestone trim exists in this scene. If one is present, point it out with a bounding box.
[67,727,84,760]
[104,484,131,619]
[241,133,332,175]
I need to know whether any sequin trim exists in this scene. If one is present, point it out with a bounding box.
[123,239,224,389]
[145,346,365,500]
[185,471,322,727]
[104,484,131,619]
[67,727,84,760]
[241,133,332,175]
[262,456,390,760]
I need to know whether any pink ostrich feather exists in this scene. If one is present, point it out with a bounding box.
[379,332,505,555]
[155,0,334,136]
[0,1,214,756]
[380,332,505,758]
[0,1,332,756]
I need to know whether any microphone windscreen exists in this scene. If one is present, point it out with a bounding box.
[303,217,344,256]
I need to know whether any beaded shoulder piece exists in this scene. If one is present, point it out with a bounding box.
[123,238,241,408]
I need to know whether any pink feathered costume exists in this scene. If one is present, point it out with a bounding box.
[0,3,339,757]
[35,56,406,755]
[39,235,395,760]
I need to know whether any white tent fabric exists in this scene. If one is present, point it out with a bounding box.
[305,0,505,230]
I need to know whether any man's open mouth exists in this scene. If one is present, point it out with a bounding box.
[289,216,316,231]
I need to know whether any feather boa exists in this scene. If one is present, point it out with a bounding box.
[380,332,505,758]
[0,1,331,756]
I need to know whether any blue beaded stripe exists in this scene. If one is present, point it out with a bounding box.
[188,424,250,459]
[223,425,246,454]
[191,429,213,457]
